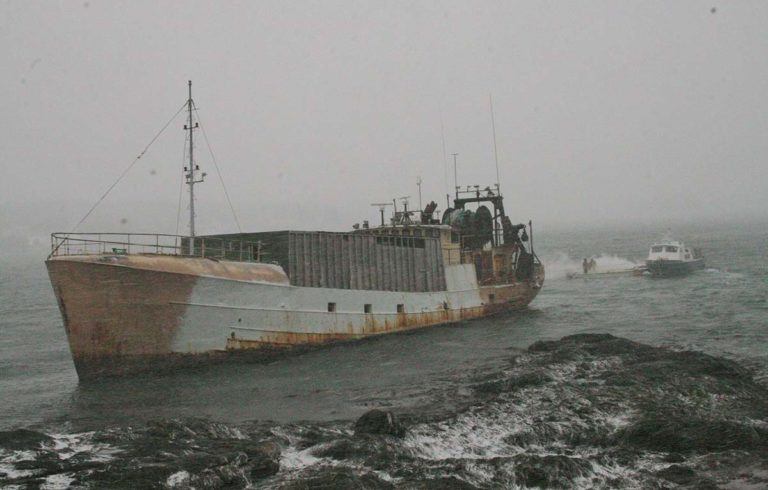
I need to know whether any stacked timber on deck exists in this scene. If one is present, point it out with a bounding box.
[203,231,447,292]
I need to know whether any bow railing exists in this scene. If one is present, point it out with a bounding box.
[49,233,262,262]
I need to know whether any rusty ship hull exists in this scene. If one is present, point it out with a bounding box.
[46,250,543,379]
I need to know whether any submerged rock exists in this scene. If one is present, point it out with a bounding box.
[402,476,478,489]
[507,454,592,488]
[354,409,406,437]
[0,428,53,450]
[655,464,697,485]
[248,440,281,479]
[281,467,394,489]
[615,415,767,453]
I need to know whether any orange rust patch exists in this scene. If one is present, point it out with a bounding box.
[46,258,198,377]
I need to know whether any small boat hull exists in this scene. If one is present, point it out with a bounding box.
[645,258,705,277]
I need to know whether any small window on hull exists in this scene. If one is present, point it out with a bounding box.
[489,293,496,303]
[328,302,336,313]
[364,304,372,313]
[397,304,404,313]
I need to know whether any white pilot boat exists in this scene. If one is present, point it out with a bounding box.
[645,239,705,277]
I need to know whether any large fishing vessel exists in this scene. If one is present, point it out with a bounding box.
[46,84,545,379]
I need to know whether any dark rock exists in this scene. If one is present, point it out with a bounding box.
[615,415,766,453]
[311,438,357,460]
[510,454,591,488]
[248,441,281,479]
[282,467,393,489]
[78,461,174,489]
[0,429,53,450]
[354,409,405,437]
[527,340,559,352]
[213,462,246,486]
[508,371,551,390]
[400,476,478,489]
[475,372,551,396]
[663,452,686,463]
[474,379,507,395]
[561,333,618,344]
[662,350,751,380]
[656,465,696,485]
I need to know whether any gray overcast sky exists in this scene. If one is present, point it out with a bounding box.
[1,1,767,247]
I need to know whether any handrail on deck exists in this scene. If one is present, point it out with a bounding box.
[49,232,263,262]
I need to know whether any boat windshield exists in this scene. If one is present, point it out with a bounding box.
[665,246,678,252]
[651,246,663,253]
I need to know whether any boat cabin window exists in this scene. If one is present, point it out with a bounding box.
[328,302,336,313]
[364,304,372,313]
[396,304,404,313]
[651,246,663,253]
[665,246,678,253]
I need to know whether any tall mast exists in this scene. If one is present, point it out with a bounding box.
[452,153,459,200]
[489,94,501,194]
[184,80,204,254]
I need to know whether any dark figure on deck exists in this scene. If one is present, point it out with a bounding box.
[583,258,589,274]
[589,257,596,272]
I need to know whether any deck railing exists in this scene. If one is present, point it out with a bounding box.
[49,233,263,262]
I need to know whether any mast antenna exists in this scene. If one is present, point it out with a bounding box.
[452,153,459,200]
[184,80,206,254]
[489,94,501,193]
[416,176,423,211]
[370,202,392,226]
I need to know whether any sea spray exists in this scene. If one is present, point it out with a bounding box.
[542,252,640,279]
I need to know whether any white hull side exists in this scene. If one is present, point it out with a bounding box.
[171,264,487,352]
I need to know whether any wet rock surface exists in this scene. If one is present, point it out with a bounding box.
[354,409,406,437]
[2,334,767,488]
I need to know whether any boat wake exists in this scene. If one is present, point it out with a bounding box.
[2,334,767,489]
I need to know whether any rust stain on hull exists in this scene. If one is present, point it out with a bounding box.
[47,255,544,379]
[46,258,196,378]
[227,265,545,352]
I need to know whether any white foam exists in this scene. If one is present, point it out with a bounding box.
[543,252,639,280]
[166,470,191,487]
[45,431,121,462]
[280,445,323,470]
[41,473,75,490]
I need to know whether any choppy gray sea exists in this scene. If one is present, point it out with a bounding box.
[1,221,766,489]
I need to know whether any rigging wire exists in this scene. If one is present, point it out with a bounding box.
[60,101,188,246]
[194,105,243,233]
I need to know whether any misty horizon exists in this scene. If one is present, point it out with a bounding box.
[2,1,767,255]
